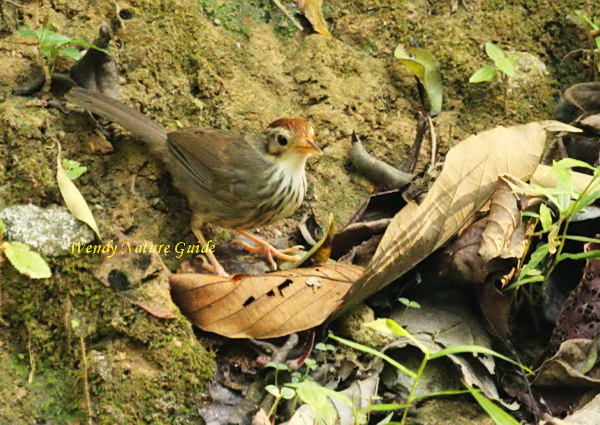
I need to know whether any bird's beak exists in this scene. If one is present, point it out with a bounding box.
[295,138,323,156]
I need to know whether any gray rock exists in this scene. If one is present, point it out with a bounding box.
[0,204,95,256]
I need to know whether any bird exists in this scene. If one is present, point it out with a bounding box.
[65,87,322,276]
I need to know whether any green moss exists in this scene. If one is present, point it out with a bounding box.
[0,343,85,423]
[197,0,298,37]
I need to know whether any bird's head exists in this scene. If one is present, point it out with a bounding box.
[263,118,322,158]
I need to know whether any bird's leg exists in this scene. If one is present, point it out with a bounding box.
[191,217,229,277]
[233,229,303,270]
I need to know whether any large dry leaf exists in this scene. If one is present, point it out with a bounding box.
[170,263,363,339]
[339,121,579,312]
[478,177,522,262]
[298,0,332,36]
[56,142,100,238]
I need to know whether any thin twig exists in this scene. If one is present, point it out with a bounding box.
[27,325,36,384]
[272,0,304,30]
[5,0,25,7]
[80,337,94,425]
[401,112,429,173]
[427,115,437,175]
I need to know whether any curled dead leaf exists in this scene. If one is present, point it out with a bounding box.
[170,262,363,339]
[298,0,332,36]
[478,177,522,262]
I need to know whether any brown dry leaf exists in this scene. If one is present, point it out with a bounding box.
[340,121,579,312]
[298,0,332,36]
[478,177,522,262]
[170,263,363,339]
[56,142,101,239]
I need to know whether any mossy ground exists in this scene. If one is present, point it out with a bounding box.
[0,0,594,423]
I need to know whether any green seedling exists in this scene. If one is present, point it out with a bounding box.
[0,219,51,279]
[62,159,87,180]
[284,319,529,425]
[509,159,600,291]
[469,42,517,84]
[18,26,108,90]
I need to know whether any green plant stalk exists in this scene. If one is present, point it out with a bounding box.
[544,172,600,281]
[267,394,282,419]
[401,351,430,424]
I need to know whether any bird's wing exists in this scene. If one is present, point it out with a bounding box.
[166,128,271,207]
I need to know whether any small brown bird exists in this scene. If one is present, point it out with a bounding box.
[66,87,322,276]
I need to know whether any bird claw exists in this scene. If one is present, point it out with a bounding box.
[233,239,302,270]
[198,255,229,277]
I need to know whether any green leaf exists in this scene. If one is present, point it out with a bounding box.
[430,345,533,374]
[485,42,505,62]
[69,39,110,54]
[304,358,317,371]
[315,342,327,351]
[266,362,289,371]
[62,159,87,180]
[363,319,428,353]
[287,381,342,424]
[280,387,296,400]
[288,381,354,409]
[553,158,598,171]
[574,190,600,213]
[466,384,520,425]
[2,241,51,279]
[265,385,280,397]
[506,275,545,289]
[399,297,421,309]
[394,45,443,115]
[413,389,474,401]
[0,219,5,237]
[18,27,36,37]
[58,47,81,61]
[557,250,600,262]
[358,403,410,414]
[539,203,553,231]
[330,334,417,379]
[495,57,516,78]
[42,31,71,46]
[41,44,60,61]
[375,413,394,425]
[469,65,497,83]
[564,235,600,244]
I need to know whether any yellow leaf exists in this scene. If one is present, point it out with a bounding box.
[56,142,100,239]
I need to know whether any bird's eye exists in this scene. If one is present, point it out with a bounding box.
[277,135,289,146]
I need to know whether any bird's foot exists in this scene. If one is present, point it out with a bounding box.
[198,255,230,277]
[233,230,302,270]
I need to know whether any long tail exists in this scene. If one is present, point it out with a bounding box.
[66,87,169,153]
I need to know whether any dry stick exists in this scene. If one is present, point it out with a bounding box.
[401,111,429,174]
[27,325,35,384]
[272,0,304,30]
[427,115,438,175]
[5,0,25,7]
[80,337,94,425]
